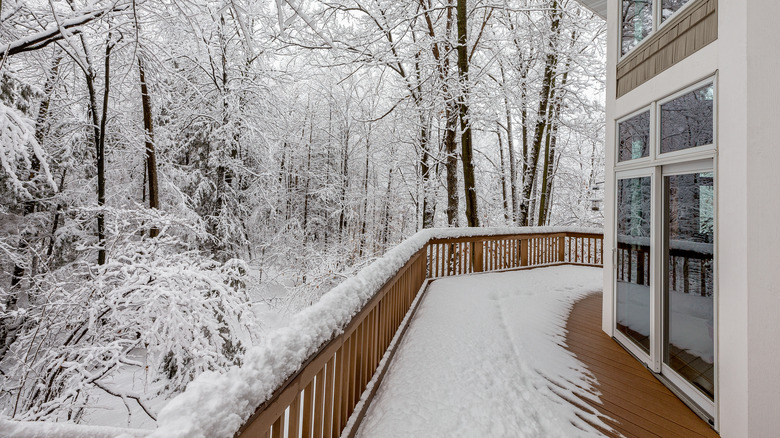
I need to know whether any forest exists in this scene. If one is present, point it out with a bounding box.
[0,0,605,429]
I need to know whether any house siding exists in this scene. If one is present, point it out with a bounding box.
[616,0,717,98]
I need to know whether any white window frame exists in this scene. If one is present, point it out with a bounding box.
[613,168,657,369]
[619,0,700,61]
[656,77,717,162]
[657,0,699,30]
[615,105,654,168]
[661,158,718,421]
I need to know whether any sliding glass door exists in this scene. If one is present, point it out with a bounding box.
[614,163,716,417]
[615,175,653,359]
[614,77,717,421]
[663,167,715,410]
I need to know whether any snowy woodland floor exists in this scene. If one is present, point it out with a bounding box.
[357,266,611,438]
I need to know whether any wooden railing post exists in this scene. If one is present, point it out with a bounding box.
[520,239,528,267]
[558,234,566,263]
[473,240,483,272]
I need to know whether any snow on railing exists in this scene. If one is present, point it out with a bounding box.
[0,227,603,438]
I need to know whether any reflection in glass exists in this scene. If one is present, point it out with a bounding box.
[661,0,693,23]
[616,177,652,354]
[665,173,714,400]
[661,83,714,154]
[621,0,653,55]
[618,111,650,162]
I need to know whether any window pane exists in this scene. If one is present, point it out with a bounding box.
[621,0,653,56]
[618,111,650,162]
[660,83,714,154]
[616,176,652,354]
[665,172,715,400]
[661,0,692,23]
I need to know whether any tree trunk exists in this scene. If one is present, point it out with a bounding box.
[497,126,511,224]
[381,167,394,250]
[360,125,371,254]
[519,62,530,221]
[95,36,112,265]
[338,129,349,238]
[420,118,435,229]
[538,29,574,226]
[457,0,479,227]
[444,102,459,227]
[420,0,459,226]
[500,64,518,225]
[518,0,561,226]
[138,56,160,238]
[413,50,435,229]
[302,117,313,245]
[538,114,556,226]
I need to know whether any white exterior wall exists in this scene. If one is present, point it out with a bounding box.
[745,0,780,436]
[716,1,749,435]
[602,0,780,436]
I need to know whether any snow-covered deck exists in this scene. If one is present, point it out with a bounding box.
[357,267,719,437]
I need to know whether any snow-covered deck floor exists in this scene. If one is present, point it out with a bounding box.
[356,266,718,438]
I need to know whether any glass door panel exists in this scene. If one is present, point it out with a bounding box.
[664,172,715,400]
[616,176,653,354]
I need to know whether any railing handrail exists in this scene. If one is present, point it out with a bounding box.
[150,227,604,438]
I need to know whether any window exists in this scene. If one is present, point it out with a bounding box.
[661,0,693,23]
[660,83,714,154]
[621,0,695,56]
[621,1,653,55]
[618,110,651,162]
[616,79,715,167]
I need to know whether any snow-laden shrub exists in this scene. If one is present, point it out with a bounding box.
[0,210,257,423]
[0,89,56,201]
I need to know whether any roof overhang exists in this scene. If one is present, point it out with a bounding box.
[574,0,607,20]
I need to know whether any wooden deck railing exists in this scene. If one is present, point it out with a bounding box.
[428,232,603,278]
[238,230,603,438]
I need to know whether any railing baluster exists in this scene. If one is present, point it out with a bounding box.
[535,238,539,265]
[272,415,282,438]
[346,333,356,423]
[355,324,364,404]
[333,346,344,434]
[302,379,313,438]
[314,367,325,438]
[289,393,301,438]
[458,242,463,275]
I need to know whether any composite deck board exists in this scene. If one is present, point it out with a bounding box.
[566,293,719,438]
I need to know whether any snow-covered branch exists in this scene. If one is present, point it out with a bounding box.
[0,2,130,60]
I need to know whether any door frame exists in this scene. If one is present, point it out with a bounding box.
[613,167,657,369]
[659,159,718,421]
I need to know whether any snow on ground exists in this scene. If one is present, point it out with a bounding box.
[358,265,610,438]
[0,418,148,438]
